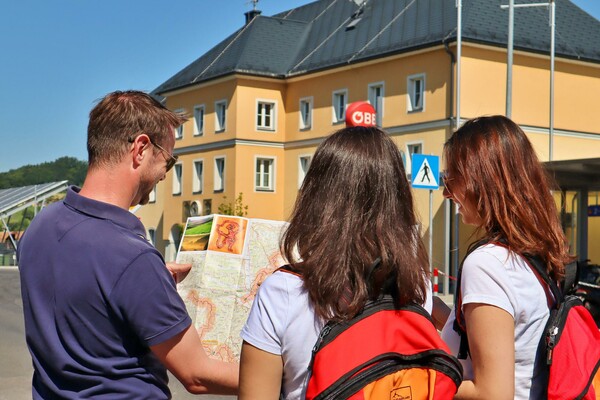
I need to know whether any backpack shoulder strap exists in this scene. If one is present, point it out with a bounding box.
[453,238,490,359]
[520,253,563,305]
[562,260,579,295]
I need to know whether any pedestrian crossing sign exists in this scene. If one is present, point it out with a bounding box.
[411,154,439,189]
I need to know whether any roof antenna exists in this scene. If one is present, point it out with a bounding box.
[244,0,261,24]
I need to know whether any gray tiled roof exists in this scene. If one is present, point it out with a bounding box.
[155,0,600,95]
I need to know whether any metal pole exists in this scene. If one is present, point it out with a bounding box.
[507,0,514,118]
[549,0,555,161]
[0,216,18,251]
[429,189,433,274]
[452,0,462,287]
[456,0,462,130]
[444,198,450,295]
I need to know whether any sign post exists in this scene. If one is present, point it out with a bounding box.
[411,154,440,273]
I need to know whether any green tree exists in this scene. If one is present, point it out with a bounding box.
[217,192,249,217]
[0,156,87,189]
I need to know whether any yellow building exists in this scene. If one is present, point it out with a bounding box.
[140,0,600,291]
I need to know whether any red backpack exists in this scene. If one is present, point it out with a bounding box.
[284,259,463,400]
[304,297,463,400]
[454,241,600,400]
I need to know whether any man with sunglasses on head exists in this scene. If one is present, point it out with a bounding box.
[17,90,238,399]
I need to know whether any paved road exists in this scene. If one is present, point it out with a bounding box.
[0,268,233,400]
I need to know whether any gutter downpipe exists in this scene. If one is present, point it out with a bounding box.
[507,0,514,118]
[443,39,455,295]
[549,0,555,161]
[451,0,462,289]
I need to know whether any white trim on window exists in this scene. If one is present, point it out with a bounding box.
[298,154,312,189]
[254,156,276,192]
[147,228,156,246]
[174,108,185,139]
[172,163,183,195]
[405,141,424,176]
[215,100,227,133]
[299,97,313,130]
[368,81,385,122]
[193,104,205,136]
[332,89,348,124]
[192,159,204,194]
[214,156,226,192]
[148,185,156,203]
[407,73,425,112]
[256,99,277,132]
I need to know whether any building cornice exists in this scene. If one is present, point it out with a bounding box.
[172,119,599,156]
[174,139,285,155]
[460,41,600,70]
[159,73,285,97]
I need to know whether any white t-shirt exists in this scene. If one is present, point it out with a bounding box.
[440,244,550,400]
[241,270,433,399]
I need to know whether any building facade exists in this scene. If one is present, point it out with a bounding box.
[137,0,600,288]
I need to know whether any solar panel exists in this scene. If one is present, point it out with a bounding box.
[0,181,69,216]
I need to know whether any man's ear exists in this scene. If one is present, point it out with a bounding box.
[130,134,151,168]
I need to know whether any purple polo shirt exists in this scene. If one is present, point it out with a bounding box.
[17,186,191,399]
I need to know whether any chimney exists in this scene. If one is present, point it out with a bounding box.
[245,9,261,24]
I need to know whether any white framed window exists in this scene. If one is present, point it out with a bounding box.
[193,105,205,136]
[192,159,204,194]
[255,157,275,192]
[254,156,275,192]
[332,89,348,124]
[172,163,183,195]
[214,157,225,192]
[299,97,313,130]
[298,155,312,188]
[147,228,156,246]
[406,142,423,175]
[174,108,184,139]
[368,82,384,123]
[149,185,156,203]
[256,100,276,131]
[407,74,425,112]
[215,100,227,132]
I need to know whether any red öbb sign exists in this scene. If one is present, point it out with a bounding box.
[345,101,377,127]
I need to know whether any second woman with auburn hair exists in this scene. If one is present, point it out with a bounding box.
[238,126,432,399]
[439,115,572,399]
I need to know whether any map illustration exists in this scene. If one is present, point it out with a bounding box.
[176,214,288,362]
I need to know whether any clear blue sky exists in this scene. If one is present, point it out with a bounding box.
[1,0,599,173]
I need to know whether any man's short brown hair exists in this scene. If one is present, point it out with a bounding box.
[87,90,187,167]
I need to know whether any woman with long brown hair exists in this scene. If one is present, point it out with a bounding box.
[439,115,571,399]
[238,125,432,399]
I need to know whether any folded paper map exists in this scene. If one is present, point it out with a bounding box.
[176,214,288,361]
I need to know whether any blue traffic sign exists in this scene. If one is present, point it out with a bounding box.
[411,154,440,190]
